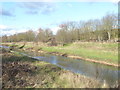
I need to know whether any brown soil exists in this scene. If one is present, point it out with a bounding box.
[2,53,38,88]
[1,50,101,88]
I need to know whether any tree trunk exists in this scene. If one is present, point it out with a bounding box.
[98,36,101,42]
[107,31,111,41]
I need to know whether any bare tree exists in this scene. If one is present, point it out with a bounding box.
[101,13,117,41]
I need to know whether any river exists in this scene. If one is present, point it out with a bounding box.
[1,45,119,87]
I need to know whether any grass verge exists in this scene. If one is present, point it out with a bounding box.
[2,48,101,88]
[2,42,118,65]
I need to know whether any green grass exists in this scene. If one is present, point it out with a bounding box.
[2,42,118,64]
[2,51,101,88]
[41,42,118,64]
[2,42,118,88]
[2,51,61,88]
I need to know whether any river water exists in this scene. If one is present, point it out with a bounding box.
[1,45,119,87]
[24,51,119,87]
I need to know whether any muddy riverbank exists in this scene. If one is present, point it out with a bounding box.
[1,42,119,67]
[1,48,103,88]
[21,47,119,67]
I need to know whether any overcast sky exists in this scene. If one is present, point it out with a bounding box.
[0,1,118,36]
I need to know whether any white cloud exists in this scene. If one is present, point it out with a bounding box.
[1,30,17,36]
[0,24,28,36]
[0,25,8,29]
[1,29,28,36]
[50,26,61,34]
[18,2,56,15]
[108,0,119,3]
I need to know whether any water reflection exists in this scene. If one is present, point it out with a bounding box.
[0,45,9,49]
[15,51,120,86]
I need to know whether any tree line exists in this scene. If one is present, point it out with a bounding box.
[1,13,119,44]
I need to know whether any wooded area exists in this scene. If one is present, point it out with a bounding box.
[1,13,119,44]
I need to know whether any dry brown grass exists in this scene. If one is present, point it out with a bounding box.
[57,70,101,88]
[2,50,102,88]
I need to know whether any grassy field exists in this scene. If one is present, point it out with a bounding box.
[42,42,118,64]
[1,48,101,88]
[2,41,118,65]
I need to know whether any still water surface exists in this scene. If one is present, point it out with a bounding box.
[1,45,119,87]
[22,51,119,87]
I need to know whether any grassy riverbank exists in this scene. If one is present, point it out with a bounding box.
[3,41,118,65]
[42,42,118,64]
[1,48,101,88]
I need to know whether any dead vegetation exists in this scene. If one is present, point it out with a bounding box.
[1,48,103,88]
[2,53,38,88]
